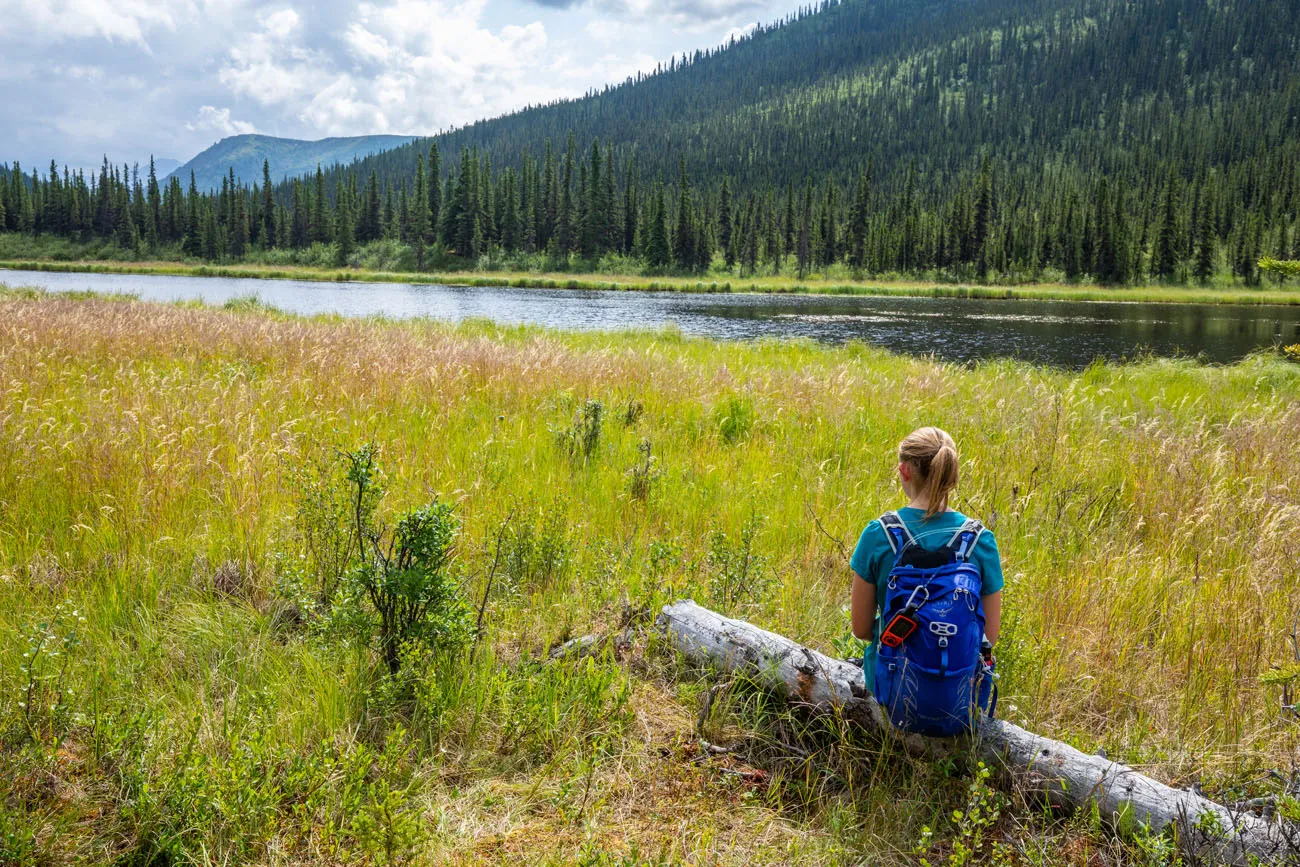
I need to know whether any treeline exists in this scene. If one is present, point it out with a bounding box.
[2,137,1295,284]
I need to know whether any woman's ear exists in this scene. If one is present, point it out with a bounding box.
[898,461,912,484]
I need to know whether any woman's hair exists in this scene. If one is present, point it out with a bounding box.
[899,426,959,519]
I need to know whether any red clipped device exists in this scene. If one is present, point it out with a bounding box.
[880,608,919,648]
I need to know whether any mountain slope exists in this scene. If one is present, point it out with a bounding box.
[338,0,1300,203]
[172,134,419,192]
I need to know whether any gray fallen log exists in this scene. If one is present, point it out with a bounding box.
[657,599,1298,865]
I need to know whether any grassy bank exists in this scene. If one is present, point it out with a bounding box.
[2,285,1298,865]
[5,256,1300,306]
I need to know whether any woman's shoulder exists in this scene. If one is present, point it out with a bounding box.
[856,517,885,541]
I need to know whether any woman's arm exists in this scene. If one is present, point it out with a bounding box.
[983,591,1002,644]
[851,574,875,641]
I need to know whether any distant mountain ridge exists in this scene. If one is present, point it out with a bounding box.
[170,134,419,192]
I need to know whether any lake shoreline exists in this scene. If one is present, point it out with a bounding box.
[6,266,1299,368]
[3,257,1299,307]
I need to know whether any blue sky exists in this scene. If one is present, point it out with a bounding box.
[0,0,800,175]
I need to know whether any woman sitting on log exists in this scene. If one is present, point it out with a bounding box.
[849,426,1004,736]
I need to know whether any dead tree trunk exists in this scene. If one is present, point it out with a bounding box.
[657,600,1298,865]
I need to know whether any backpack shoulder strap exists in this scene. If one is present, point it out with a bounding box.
[878,511,917,556]
[943,518,985,562]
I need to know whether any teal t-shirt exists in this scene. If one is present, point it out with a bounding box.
[850,507,1004,690]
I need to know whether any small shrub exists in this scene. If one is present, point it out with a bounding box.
[281,443,472,676]
[715,395,755,445]
[500,501,572,593]
[625,438,661,503]
[333,446,472,674]
[707,514,771,610]
[914,763,1012,867]
[348,728,423,866]
[622,398,645,426]
[554,399,605,463]
[17,600,85,746]
[1282,343,1300,363]
[277,442,373,609]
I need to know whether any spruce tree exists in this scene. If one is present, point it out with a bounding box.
[603,145,620,254]
[427,143,442,234]
[1194,190,1215,283]
[334,181,354,267]
[261,160,276,248]
[972,160,993,279]
[383,182,395,240]
[646,184,671,269]
[764,191,781,273]
[719,178,734,268]
[555,140,574,255]
[622,158,638,255]
[201,205,219,260]
[1152,172,1181,280]
[848,170,869,271]
[796,183,813,279]
[183,172,201,255]
[673,160,696,271]
[312,166,328,244]
[500,169,520,251]
[411,154,430,269]
[361,171,381,243]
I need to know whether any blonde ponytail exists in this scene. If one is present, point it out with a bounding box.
[899,427,960,519]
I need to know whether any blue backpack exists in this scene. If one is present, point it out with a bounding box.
[872,512,997,737]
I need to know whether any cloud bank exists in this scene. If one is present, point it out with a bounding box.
[0,0,789,172]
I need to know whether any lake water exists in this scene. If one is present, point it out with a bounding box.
[4,268,1299,369]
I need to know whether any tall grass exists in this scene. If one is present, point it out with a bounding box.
[1,287,1297,864]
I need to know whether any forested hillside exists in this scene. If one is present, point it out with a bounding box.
[3,0,1299,284]
[168,134,419,193]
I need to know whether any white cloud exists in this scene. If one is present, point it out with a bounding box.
[720,20,757,42]
[533,0,769,31]
[584,17,625,43]
[217,0,567,136]
[0,0,185,44]
[259,7,301,38]
[186,105,258,136]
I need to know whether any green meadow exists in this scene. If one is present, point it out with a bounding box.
[2,285,1298,865]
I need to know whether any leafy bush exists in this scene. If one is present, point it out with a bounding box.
[913,763,1012,867]
[499,500,572,594]
[333,446,472,674]
[621,397,645,426]
[625,438,661,503]
[554,399,605,463]
[279,443,472,676]
[707,514,771,610]
[1283,343,1300,363]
